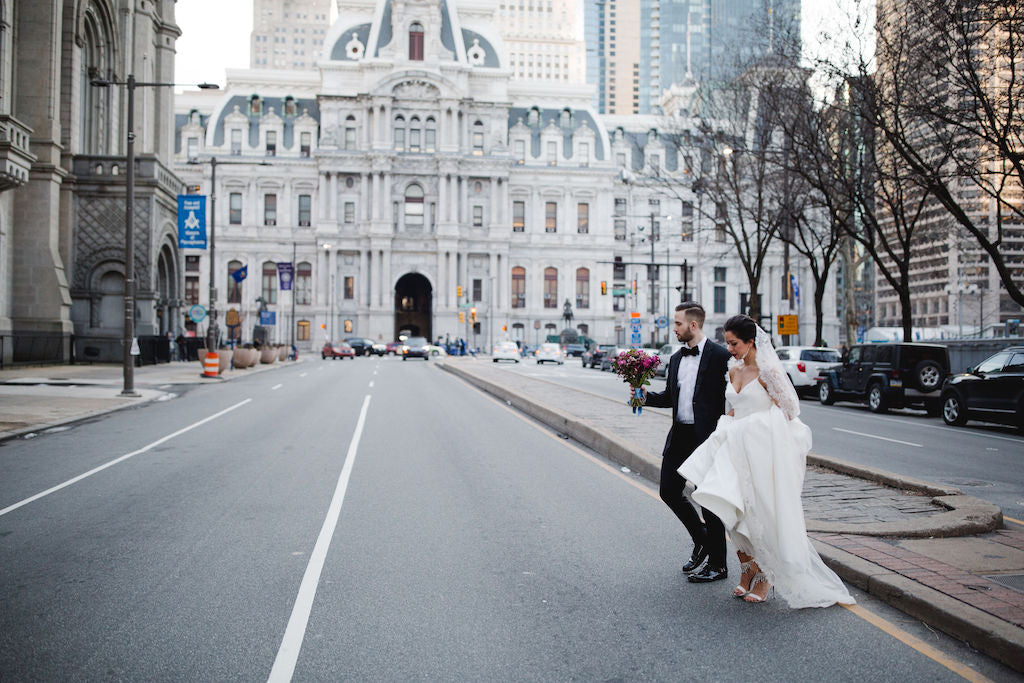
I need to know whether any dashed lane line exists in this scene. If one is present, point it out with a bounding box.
[272,384,283,391]
[832,427,922,448]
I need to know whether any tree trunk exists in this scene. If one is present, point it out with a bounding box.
[900,286,913,342]
[813,278,827,346]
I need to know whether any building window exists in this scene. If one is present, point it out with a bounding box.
[513,200,525,232]
[185,255,200,272]
[296,262,312,305]
[472,278,483,302]
[576,268,590,309]
[472,121,484,155]
[264,194,277,225]
[614,197,626,215]
[266,130,276,156]
[187,137,198,159]
[250,95,261,115]
[511,267,526,308]
[473,205,483,227]
[231,129,242,155]
[394,115,405,151]
[613,294,625,312]
[405,183,424,228]
[577,202,589,233]
[614,218,626,241]
[344,201,355,224]
[578,142,589,165]
[545,202,557,233]
[300,132,311,157]
[409,22,424,60]
[229,192,242,224]
[344,275,354,299]
[544,267,557,308]
[298,194,311,226]
[425,117,437,151]
[514,139,525,162]
[262,261,278,304]
[409,117,421,152]
[284,96,296,116]
[185,276,199,305]
[227,260,244,304]
[714,285,726,314]
[547,141,557,164]
[616,152,626,166]
[297,320,310,341]
[714,266,727,282]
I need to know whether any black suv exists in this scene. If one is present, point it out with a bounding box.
[817,343,950,414]
[940,346,1024,430]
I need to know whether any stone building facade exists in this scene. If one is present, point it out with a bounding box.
[174,0,837,351]
[1,0,182,366]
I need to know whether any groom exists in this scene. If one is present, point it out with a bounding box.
[643,302,731,582]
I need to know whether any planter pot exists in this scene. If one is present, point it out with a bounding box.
[277,345,288,361]
[233,347,250,369]
[218,350,231,372]
[260,346,277,364]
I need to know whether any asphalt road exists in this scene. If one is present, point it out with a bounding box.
[0,356,1017,680]
[504,356,1024,523]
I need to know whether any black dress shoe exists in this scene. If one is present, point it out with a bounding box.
[681,545,709,574]
[687,565,728,583]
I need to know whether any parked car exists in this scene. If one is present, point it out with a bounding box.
[940,346,1024,430]
[385,341,403,355]
[581,343,612,368]
[535,342,564,364]
[344,337,372,356]
[817,342,950,414]
[564,343,587,358]
[492,341,521,362]
[600,346,630,372]
[777,346,842,395]
[654,343,683,377]
[426,344,448,357]
[401,336,430,360]
[370,342,387,356]
[321,341,355,360]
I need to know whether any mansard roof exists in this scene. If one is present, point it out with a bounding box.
[198,95,321,148]
[509,106,605,161]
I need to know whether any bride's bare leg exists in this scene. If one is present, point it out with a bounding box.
[744,560,772,603]
[734,551,758,597]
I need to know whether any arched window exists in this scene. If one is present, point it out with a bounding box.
[404,183,424,228]
[393,115,405,151]
[409,116,421,152]
[527,107,540,127]
[296,261,312,305]
[344,114,357,149]
[227,260,244,304]
[472,120,484,155]
[250,95,262,115]
[262,261,278,304]
[425,117,437,151]
[511,267,526,308]
[544,267,557,308]
[80,6,113,155]
[284,96,296,116]
[560,108,572,128]
[409,22,424,60]
[576,268,590,309]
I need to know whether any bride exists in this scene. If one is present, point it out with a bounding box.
[678,315,854,608]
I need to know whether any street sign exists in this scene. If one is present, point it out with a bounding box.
[177,195,207,249]
[611,288,629,296]
[655,316,669,329]
[777,314,799,336]
[188,304,207,323]
[259,311,276,325]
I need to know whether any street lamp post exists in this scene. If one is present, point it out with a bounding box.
[90,76,218,396]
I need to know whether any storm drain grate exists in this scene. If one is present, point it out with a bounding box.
[984,573,1024,594]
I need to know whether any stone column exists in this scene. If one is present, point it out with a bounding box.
[360,173,369,222]
[381,248,391,309]
[360,249,369,308]
[448,252,458,309]
[371,249,381,308]
[330,173,339,221]
[371,173,380,221]
[319,172,329,218]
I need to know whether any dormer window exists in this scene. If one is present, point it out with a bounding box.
[284,96,296,116]
[266,131,276,156]
[250,95,261,115]
[409,22,424,61]
[300,132,311,157]
[560,109,572,127]
[231,129,242,155]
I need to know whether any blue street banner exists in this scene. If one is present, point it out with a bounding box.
[177,195,207,249]
[790,274,800,306]
[231,265,248,283]
[277,262,294,291]
[259,311,276,325]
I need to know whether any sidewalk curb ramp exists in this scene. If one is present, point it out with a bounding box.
[439,361,1021,673]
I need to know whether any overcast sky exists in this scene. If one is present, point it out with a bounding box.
[173,0,871,92]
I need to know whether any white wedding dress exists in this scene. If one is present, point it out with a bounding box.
[678,378,854,608]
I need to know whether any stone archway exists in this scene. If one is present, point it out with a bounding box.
[394,272,432,341]
[155,244,178,336]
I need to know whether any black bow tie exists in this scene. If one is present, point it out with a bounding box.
[680,346,700,357]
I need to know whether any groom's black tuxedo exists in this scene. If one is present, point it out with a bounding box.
[644,338,731,569]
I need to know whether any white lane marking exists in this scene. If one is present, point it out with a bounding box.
[0,399,253,518]
[272,384,283,391]
[299,373,308,378]
[832,427,922,448]
[158,384,172,389]
[368,381,374,388]
[268,394,372,683]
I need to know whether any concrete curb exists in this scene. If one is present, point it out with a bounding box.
[812,539,1024,675]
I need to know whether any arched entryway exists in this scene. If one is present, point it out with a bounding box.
[155,244,178,335]
[394,272,432,341]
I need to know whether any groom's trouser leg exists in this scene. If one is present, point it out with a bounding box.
[659,425,707,548]
[701,508,727,568]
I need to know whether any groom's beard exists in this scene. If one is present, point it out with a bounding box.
[677,328,694,344]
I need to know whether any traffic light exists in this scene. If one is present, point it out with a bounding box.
[457,285,463,298]
[187,184,201,194]
[470,307,477,322]
[600,281,607,295]
[459,311,465,323]
[632,279,638,294]
[501,325,507,332]
[320,323,326,330]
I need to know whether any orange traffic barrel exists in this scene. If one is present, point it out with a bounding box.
[203,352,219,377]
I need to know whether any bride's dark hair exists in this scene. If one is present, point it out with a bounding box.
[724,314,758,345]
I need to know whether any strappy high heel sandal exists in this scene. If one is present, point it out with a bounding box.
[733,560,756,598]
[743,571,774,603]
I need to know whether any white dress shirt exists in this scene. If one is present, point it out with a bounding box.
[675,336,708,424]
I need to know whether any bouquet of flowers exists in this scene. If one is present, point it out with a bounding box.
[611,348,662,415]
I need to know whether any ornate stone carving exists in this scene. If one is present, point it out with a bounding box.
[392,80,440,101]
[466,39,485,66]
[346,32,365,60]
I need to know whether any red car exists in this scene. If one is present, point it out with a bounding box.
[385,341,403,355]
[321,341,355,359]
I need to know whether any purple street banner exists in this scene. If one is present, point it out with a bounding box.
[278,262,294,291]
[177,195,207,249]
